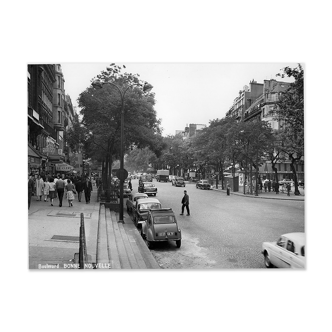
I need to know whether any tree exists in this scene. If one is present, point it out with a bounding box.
[76,64,161,191]
[275,64,304,195]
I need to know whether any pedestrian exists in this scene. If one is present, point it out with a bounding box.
[28,174,34,209]
[83,177,93,204]
[65,179,76,207]
[55,174,65,207]
[264,180,268,192]
[180,190,190,216]
[35,174,44,201]
[75,177,83,202]
[267,180,271,192]
[128,179,132,191]
[287,183,291,196]
[48,177,56,206]
[43,177,50,202]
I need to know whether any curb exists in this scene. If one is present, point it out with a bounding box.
[211,188,305,201]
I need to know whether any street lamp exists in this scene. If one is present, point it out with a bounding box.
[92,78,153,223]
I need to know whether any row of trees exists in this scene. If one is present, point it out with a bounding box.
[123,64,304,196]
[67,64,304,196]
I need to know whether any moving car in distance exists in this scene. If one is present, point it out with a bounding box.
[196,180,211,190]
[126,192,148,213]
[169,175,176,185]
[262,232,305,268]
[174,177,185,187]
[141,208,182,249]
[133,197,161,228]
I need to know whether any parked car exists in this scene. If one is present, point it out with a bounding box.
[133,197,161,227]
[138,182,158,196]
[126,193,148,213]
[262,232,305,268]
[118,183,131,198]
[141,208,182,249]
[174,177,185,187]
[196,180,211,190]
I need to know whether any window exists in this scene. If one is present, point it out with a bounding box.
[154,215,175,224]
[58,111,61,123]
[286,240,295,253]
[58,93,61,106]
[57,76,61,88]
[277,237,286,248]
[284,164,287,171]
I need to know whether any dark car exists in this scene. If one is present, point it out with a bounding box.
[174,177,185,187]
[122,183,132,197]
[133,198,161,228]
[141,208,182,249]
[138,182,158,196]
[196,180,211,190]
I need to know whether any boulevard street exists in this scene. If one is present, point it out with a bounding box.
[128,179,305,269]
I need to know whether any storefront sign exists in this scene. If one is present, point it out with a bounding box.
[56,163,74,171]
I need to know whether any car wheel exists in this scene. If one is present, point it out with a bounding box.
[146,239,153,249]
[176,240,181,248]
[264,252,274,268]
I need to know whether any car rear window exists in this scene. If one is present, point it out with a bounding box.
[139,203,161,210]
[153,216,175,224]
[144,183,154,187]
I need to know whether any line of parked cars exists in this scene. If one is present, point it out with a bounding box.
[125,179,305,267]
[126,184,182,249]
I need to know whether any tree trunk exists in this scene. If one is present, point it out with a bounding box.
[249,164,253,195]
[272,164,279,193]
[221,164,225,190]
[290,157,301,195]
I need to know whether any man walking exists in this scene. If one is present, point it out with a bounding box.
[75,177,83,202]
[28,174,34,209]
[180,190,190,216]
[83,177,93,203]
[55,175,65,207]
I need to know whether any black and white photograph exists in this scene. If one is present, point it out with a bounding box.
[27,62,305,270]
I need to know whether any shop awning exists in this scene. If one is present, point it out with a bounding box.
[28,114,44,129]
[55,163,74,171]
[28,146,40,158]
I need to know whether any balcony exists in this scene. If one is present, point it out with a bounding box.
[53,122,65,131]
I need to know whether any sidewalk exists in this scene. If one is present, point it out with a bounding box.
[28,184,159,269]
[210,185,305,201]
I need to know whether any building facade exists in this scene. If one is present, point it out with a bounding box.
[227,78,304,183]
[27,64,75,177]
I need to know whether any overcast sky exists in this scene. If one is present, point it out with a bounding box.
[61,62,297,136]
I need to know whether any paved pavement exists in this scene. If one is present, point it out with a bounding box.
[185,181,305,201]
[28,184,159,269]
[211,185,305,201]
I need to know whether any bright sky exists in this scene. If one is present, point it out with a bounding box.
[61,63,297,136]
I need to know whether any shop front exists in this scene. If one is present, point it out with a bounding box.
[28,144,41,175]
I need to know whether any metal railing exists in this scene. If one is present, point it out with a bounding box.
[79,213,87,269]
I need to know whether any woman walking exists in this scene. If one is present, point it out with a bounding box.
[43,177,50,202]
[48,177,56,206]
[65,179,76,207]
[35,175,44,201]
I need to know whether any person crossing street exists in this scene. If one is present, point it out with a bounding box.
[180,190,190,216]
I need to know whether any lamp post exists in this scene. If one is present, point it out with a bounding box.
[92,78,153,223]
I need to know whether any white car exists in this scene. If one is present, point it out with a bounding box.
[262,232,305,268]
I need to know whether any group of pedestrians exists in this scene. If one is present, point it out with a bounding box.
[28,174,93,209]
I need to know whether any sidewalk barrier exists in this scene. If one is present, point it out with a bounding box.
[79,212,88,269]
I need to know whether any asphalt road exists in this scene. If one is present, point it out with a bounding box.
[128,179,305,269]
